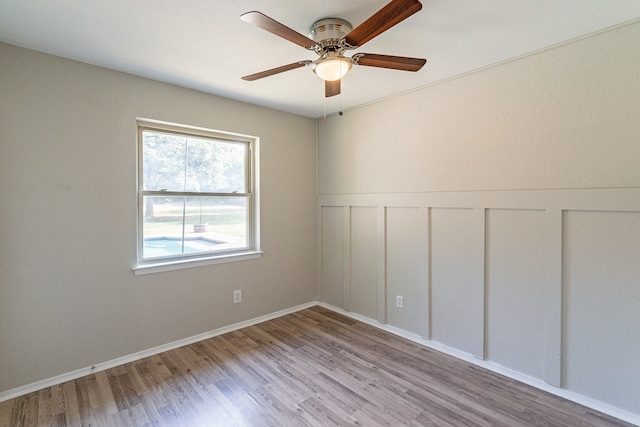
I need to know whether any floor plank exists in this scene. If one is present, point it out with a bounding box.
[0,306,634,426]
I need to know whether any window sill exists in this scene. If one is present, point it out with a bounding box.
[133,250,263,275]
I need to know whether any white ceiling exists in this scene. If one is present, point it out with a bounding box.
[2,1,640,118]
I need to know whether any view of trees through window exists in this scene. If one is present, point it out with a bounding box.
[140,128,250,260]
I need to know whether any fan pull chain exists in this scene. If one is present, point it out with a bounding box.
[323,97,327,123]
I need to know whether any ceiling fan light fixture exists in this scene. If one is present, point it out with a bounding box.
[313,57,352,81]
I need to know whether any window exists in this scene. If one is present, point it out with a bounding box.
[135,119,260,274]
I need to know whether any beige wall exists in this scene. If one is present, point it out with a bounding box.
[319,23,639,194]
[0,43,317,393]
[318,22,640,418]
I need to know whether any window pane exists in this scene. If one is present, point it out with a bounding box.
[142,130,246,193]
[142,196,248,260]
[142,132,187,192]
[185,137,246,193]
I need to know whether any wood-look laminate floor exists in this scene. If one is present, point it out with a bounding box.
[0,306,633,426]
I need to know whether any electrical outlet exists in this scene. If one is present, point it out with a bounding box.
[233,289,242,304]
[396,295,403,308]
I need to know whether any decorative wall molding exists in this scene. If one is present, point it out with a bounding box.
[318,186,640,418]
[318,187,640,212]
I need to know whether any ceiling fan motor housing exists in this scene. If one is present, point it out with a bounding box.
[309,18,353,51]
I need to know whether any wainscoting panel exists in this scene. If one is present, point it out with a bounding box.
[386,207,423,334]
[431,208,479,356]
[486,209,546,379]
[317,188,640,417]
[349,207,379,320]
[320,206,345,308]
[563,210,640,414]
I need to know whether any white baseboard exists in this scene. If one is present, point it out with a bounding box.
[316,301,640,427]
[3,300,638,426]
[0,301,317,403]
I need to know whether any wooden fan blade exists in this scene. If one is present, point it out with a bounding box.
[344,0,422,48]
[325,79,341,97]
[354,53,426,71]
[242,61,310,81]
[241,11,318,49]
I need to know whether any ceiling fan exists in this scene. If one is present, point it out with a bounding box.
[240,0,427,97]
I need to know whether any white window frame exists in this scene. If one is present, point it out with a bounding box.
[134,118,261,275]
